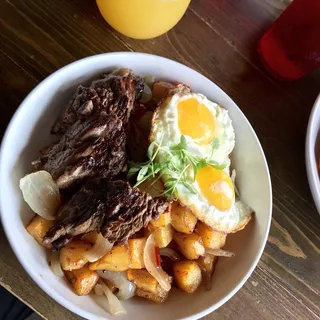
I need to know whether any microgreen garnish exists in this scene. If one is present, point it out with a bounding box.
[128,135,226,200]
[127,136,165,188]
[169,136,225,180]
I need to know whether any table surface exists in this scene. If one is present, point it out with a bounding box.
[0,0,320,319]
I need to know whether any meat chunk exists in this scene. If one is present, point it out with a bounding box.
[43,180,169,250]
[52,68,144,134]
[126,121,149,163]
[33,114,127,189]
[100,180,168,243]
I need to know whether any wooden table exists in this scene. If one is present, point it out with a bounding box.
[0,1,319,319]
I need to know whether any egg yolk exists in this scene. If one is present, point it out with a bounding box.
[178,98,215,144]
[196,166,235,211]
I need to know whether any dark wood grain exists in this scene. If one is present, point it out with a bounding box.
[0,226,80,320]
[0,0,319,319]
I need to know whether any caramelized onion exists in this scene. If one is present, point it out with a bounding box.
[144,234,171,291]
[143,75,155,87]
[206,248,235,257]
[49,251,64,277]
[203,272,213,291]
[85,233,113,262]
[159,248,180,261]
[19,170,60,220]
[97,270,135,300]
[98,280,127,315]
[197,254,215,291]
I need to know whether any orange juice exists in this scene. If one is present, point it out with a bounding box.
[96,0,190,39]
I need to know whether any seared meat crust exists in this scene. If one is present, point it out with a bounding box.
[52,68,143,134]
[33,114,127,189]
[43,180,169,250]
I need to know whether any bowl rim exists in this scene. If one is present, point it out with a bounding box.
[305,93,320,213]
[0,52,272,320]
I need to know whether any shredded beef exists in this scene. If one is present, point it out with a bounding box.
[32,69,167,249]
[43,180,169,250]
[32,114,127,189]
[52,68,143,134]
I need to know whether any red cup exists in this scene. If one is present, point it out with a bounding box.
[258,0,320,80]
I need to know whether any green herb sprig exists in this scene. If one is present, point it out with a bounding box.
[128,135,226,200]
[127,136,165,187]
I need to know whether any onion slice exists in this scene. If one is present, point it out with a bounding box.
[197,254,217,291]
[206,248,235,257]
[19,170,60,220]
[159,248,180,261]
[49,251,64,277]
[94,283,104,296]
[203,273,213,291]
[97,270,136,300]
[98,279,127,316]
[141,83,152,103]
[231,169,240,197]
[85,233,113,262]
[143,75,155,88]
[144,234,171,291]
[91,288,110,313]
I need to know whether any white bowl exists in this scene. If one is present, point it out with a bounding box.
[0,53,272,320]
[306,94,320,213]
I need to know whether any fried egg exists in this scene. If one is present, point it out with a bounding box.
[149,86,253,233]
[157,160,252,233]
[175,165,253,233]
[150,86,235,163]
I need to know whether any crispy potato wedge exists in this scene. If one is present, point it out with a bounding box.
[128,238,146,269]
[173,260,202,293]
[173,232,205,260]
[60,240,92,271]
[65,265,99,296]
[153,225,173,248]
[26,215,54,249]
[195,222,227,249]
[149,211,171,229]
[128,269,171,303]
[171,203,197,234]
[145,224,173,248]
[135,287,169,303]
[152,81,175,99]
[127,269,158,294]
[89,245,130,271]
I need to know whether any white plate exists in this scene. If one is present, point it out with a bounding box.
[0,53,272,320]
[306,94,320,213]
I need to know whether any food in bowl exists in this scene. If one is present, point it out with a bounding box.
[19,68,253,316]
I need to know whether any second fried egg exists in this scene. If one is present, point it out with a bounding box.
[175,164,253,233]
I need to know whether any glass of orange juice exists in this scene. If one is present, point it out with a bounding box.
[96,0,191,39]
